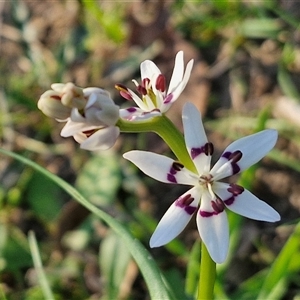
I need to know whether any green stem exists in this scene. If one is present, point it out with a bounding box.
[198,243,216,299]
[117,116,196,172]
[118,115,216,299]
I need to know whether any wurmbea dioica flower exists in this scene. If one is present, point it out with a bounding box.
[115,51,194,121]
[38,83,120,151]
[123,103,280,263]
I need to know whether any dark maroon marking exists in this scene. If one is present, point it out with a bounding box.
[167,161,184,183]
[50,95,61,101]
[137,85,147,95]
[83,129,96,137]
[176,194,193,206]
[227,183,244,195]
[175,194,197,215]
[199,210,214,217]
[211,198,225,214]
[163,93,173,104]
[167,173,177,183]
[141,109,161,116]
[191,142,214,159]
[142,78,150,87]
[223,196,234,206]
[222,151,242,174]
[156,74,166,92]
[171,161,184,173]
[223,183,244,206]
[127,107,137,113]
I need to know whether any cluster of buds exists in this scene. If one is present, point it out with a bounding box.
[38,83,120,150]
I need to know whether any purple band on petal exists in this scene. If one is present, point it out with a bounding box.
[167,161,184,183]
[191,142,214,159]
[167,174,177,183]
[199,210,215,217]
[175,194,197,215]
[223,183,244,206]
[222,151,241,174]
[224,196,235,206]
[163,93,173,104]
[127,107,137,113]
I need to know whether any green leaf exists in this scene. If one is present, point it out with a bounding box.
[0,148,176,300]
[258,221,300,299]
[99,231,132,299]
[76,151,121,207]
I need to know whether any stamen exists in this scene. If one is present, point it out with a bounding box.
[176,194,197,215]
[171,161,184,173]
[229,150,243,163]
[222,151,242,174]
[137,85,147,95]
[191,142,214,159]
[167,161,184,183]
[227,183,244,195]
[211,198,225,214]
[204,142,214,156]
[156,74,166,92]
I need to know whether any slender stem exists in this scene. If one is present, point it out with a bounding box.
[117,116,196,172]
[198,243,216,300]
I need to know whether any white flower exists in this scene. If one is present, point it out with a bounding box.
[116,51,194,121]
[61,88,120,151]
[38,83,120,151]
[123,103,280,263]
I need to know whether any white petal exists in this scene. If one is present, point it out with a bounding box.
[80,126,120,151]
[214,182,280,222]
[123,150,197,185]
[197,206,229,264]
[182,103,211,174]
[128,89,149,111]
[211,129,278,180]
[167,51,184,94]
[167,57,194,101]
[150,188,200,247]
[140,60,161,81]
[61,120,98,137]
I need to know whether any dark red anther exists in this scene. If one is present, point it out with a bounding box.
[176,194,194,207]
[204,142,214,156]
[211,198,225,214]
[137,85,147,95]
[172,161,184,172]
[229,150,243,163]
[155,74,166,92]
[227,183,244,195]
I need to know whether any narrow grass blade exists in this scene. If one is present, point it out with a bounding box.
[28,231,54,300]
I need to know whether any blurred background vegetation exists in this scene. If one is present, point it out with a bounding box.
[1,0,300,299]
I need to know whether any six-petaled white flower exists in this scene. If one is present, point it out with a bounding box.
[38,83,120,151]
[123,102,280,263]
[116,51,194,121]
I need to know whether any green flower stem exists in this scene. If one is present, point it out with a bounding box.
[117,116,196,172]
[198,243,216,299]
[118,115,216,299]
